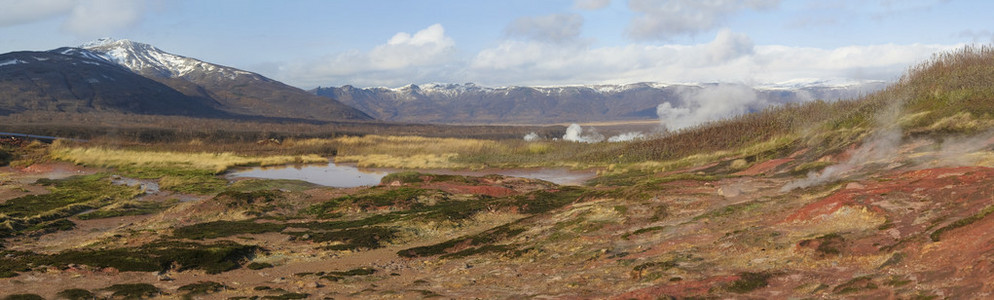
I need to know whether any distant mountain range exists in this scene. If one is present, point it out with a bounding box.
[312,82,888,124]
[0,38,371,122]
[0,38,889,126]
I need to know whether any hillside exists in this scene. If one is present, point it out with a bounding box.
[1,46,994,299]
[0,50,227,117]
[313,82,885,124]
[79,39,372,122]
[0,39,371,123]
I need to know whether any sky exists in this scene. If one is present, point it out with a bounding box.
[0,0,991,89]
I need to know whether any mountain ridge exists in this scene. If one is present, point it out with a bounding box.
[56,38,371,122]
[313,81,888,124]
[0,50,230,118]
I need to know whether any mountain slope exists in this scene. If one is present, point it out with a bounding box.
[313,82,886,124]
[0,50,227,117]
[79,38,371,121]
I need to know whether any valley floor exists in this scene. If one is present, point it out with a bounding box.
[2,132,994,299]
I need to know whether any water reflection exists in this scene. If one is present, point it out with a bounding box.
[228,162,388,188]
[228,162,597,188]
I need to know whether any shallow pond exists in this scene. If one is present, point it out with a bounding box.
[227,162,596,188]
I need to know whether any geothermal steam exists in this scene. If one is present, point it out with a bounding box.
[657,84,764,132]
[563,124,605,143]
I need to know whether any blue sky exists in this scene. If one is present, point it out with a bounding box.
[1,0,991,88]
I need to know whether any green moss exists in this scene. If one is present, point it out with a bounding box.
[57,289,95,300]
[506,187,587,214]
[296,226,400,250]
[792,161,835,176]
[0,174,140,238]
[586,170,653,187]
[440,244,519,259]
[815,233,845,255]
[305,187,436,217]
[398,223,525,258]
[0,149,12,167]
[160,174,227,195]
[833,276,878,294]
[878,252,905,269]
[24,219,75,235]
[215,190,284,208]
[381,171,470,185]
[227,179,319,192]
[693,202,762,221]
[247,262,274,270]
[104,283,161,299]
[632,260,677,272]
[179,281,228,299]
[172,220,286,240]
[0,240,259,277]
[320,267,377,282]
[330,267,376,276]
[623,226,665,239]
[261,293,309,300]
[930,204,994,242]
[2,174,137,217]
[726,272,772,293]
[78,199,177,220]
[381,171,428,184]
[2,295,43,300]
[114,166,224,195]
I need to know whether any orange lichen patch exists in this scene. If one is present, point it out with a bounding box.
[785,167,994,224]
[611,275,739,299]
[907,207,994,296]
[784,190,885,223]
[734,158,793,176]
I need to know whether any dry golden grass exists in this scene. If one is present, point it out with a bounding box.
[329,135,506,169]
[335,153,467,169]
[49,141,326,173]
[334,135,503,155]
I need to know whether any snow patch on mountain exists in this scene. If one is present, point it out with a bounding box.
[81,38,252,80]
[0,59,27,67]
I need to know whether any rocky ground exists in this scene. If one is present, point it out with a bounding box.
[2,133,994,299]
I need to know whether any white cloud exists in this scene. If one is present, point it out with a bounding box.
[0,0,149,37]
[371,24,455,69]
[278,24,959,90]
[62,0,147,36]
[505,14,583,43]
[0,0,74,27]
[281,24,460,87]
[468,29,759,86]
[466,29,957,87]
[574,0,612,10]
[627,0,779,40]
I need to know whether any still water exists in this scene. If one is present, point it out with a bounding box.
[227,162,596,188]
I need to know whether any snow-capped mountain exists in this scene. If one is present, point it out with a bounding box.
[312,82,887,124]
[81,38,254,80]
[0,50,229,117]
[62,38,371,121]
